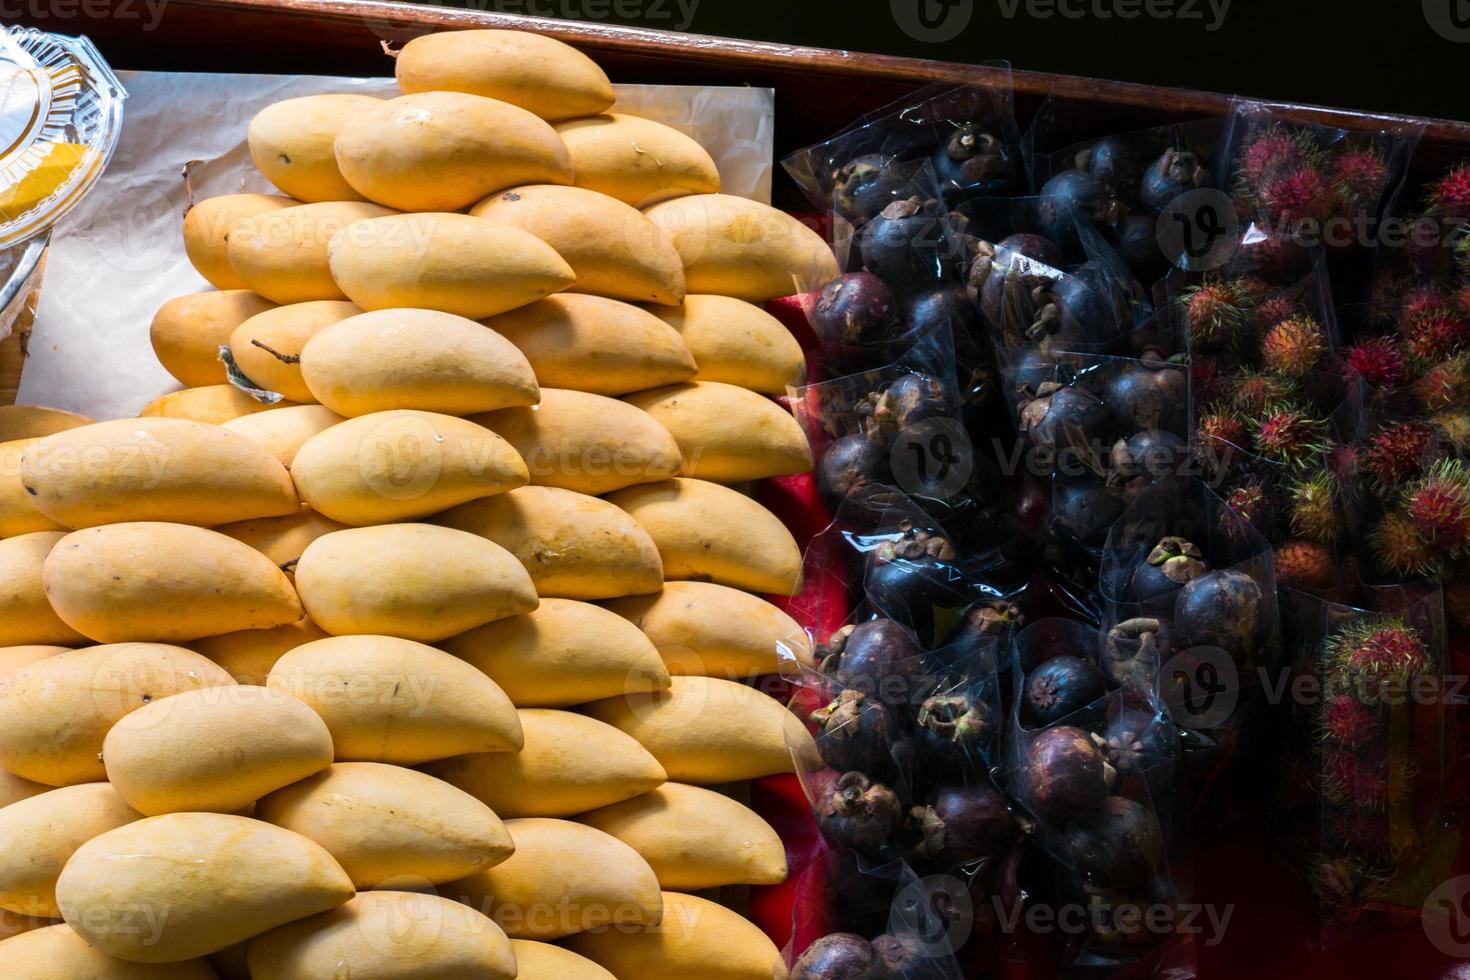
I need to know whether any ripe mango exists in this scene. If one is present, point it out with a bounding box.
[139,386,294,425]
[644,193,839,301]
[583,675,818,784]
[0,924,219,978]
[556,113,721,207]
[395,30,613,120]
[445,818,661,941]
[0,405,91,442]
[336,92,573,212]
[103,685,333,815]
[291,410,527,525]
[55,812,354,962]
[605,580,813,678]
[487,293,695,397]
[625,381,812,482]
[183,193,293,290]
[43,523,303,644]
[150,290,277,388]
[268,633,523,763]
[580,783,788,890]
[0,532,86,646]
[191,618,329,686]
[221,404,345,468]
[0,643,234,786]
[327,212,575,320]
[0,768,47,808]
[0,439,61,538]
[477,388,682,496]
[0,783,142,917]
[215,511,346,577]
[299,308,539,418]
[294,524,537,642]
[567,891,787,980]
[248,93,382,203]
[650,293,806,394]
[0,644,67,677]
[510,940,617,980]
[424,709,666,818]
[227,300,361,402]
[20,418,299,528]
[441,598,669,707]
[228,201,396,305]
[471,184,685,305]
[435,485,663,600]
[606,478,803,595]
[256,762,515,888]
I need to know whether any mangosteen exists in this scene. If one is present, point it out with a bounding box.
[1037,169,1120,253]
[998,232,1065,268]
[1016,725,1115,822]
[1100,617,1170,688]
[871,932,926,976]
[832,153,907,225]
[940,600,1024,668]
[1006,348,1063,394]
[912,689,995,770]
[812,690,896,774]
[818,771,903,853]
[1054,262,1129,350]
[817,431,892,511]
[1140,148,1207,212]
[859,197,954,293]
[1128,536,1206,603]
[905,286,980,343]
[1052,477,1125,544]
[1102,359,1188,433]
[1110,429,1188,484]
[1061,796,1164,887]
[1113,212,1170,283]
[1172,569,1264,664]
[864,524,961,643]
[821,618,925,702]
[933,123,1015,193]
[874,374,953,433]
[791,933,887,980]
[972,247,1059,346]
[1017,384,1111,455]
[1095,707,1173,779]
[813,272,901,350]
[1023,655,1107,727]
[907,782,1014,867]
[1078,134,1148,202]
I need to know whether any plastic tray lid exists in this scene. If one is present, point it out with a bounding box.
[0,26,125,249]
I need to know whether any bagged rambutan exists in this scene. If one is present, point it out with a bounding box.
[1415,353,1470,410]
[1223,479,1274,538]
[1196,407,1248,448]
[1321,693,1380,750]
[1240,126,1316,189]
[1254,404,1328,466]
[1252,293,1300,333]
[1275,538,1335,590]
[1369,510,1441,580]
[1360,421,1436,488]
[1403,312,1470,368]
[1322,747,1390,810]
[1325,620,1431,700]
[1231,371,1300,413]
[1180,278,1255,346]
[1263,315,1328,377]
[1344,336,1410,389]
[1405,460,1470,552]
[1331,146,1389,212]
[1289,472,1337,542]
[1427,161,1470,218]
[1260,165,1332,227]
[1431,408,1470,451]
[1401,283,1457,324]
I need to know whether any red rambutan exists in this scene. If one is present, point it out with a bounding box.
[1322,694,1379,750]
[1407,461,1470,552]
[1431,408,1470,450]
[1332,147,1388,211]
[1255,404,1328,466]
[1262,315,1328,377]
[1241,128,1310,187]
[1289,473,1337,542]
[1403,312,1470,367]
[1344,337,1410,389]
[1361,421,1435,488]
[1428,161,1470,217]
[1326,620,1432,699]
[1415,354,1470,410]
[1275,538,1335,590]
[1224,480,1272,536]
[1322,747,1389,810]
[1252,294,1300,333]
[1455,281,1470,318]
[1196,409,1248,449]
[1231,372,1299,413]
[1260,165,1332,227]
[1401,284,1456,324]
[1369,510,1438,579]
[1191,356,1226,404]
[1180,279,1253,346]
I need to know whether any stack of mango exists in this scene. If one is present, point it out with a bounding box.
[0,28,841,979]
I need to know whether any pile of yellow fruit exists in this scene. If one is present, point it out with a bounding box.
[0,27,842,979]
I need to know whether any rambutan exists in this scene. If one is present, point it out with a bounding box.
[1360,421,1435,488]
[1254,404,1328,466]
[1241,127,1311,188]
[1406,460,1470,552]
[1289,472,1337,542]
[1414,354,1470,410]
[1344,337,1409,389]
[1444,574,1470,629]
[1369,510,1439,579]
[1191,356,1226,404]
[1275,538,1335,590]
[1331,147,1388,211]
[1196,408,1248,448]
[1252,294,1300,333]
[1427,161,1470,218]
[1262,315,1327,377]
[1401,283,1455,325]
[1224,480,1273,537]
[1431,408,1470,450]
[1455,281,1470,318]
[1180,279,1254,346]
[1325,620,1431,699]
[1403,312,1470,368]
[1260,165,1332,227]
[1322,747,1390,810]
[1231,372,1299,413]
[1322,693,1379,750]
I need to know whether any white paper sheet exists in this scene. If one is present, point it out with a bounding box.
[17,70,775,419]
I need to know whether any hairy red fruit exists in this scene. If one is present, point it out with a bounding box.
[1255,405,1327,465]
[1241,129,1309,187]
[1262,315,1327,377]
[1275,538,1335,590]
[1428,162,1470,217]
[1181,280,1252,345]
[1231,372,1299,413]
[1369,510,1434,578]
[1416,354,1470,410]
[1361,422,1435,487]
[1408,466,1470,551]
[1322,748,1389,810]
[1322,694,1379,750]
[1404,312,1470,367]
[1344,337,1410,389]
[1260,166,1332,226]
[1332,147,1388,210]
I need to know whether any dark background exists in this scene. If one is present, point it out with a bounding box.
[416,0,1469,125]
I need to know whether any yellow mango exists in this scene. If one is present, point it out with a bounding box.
[55,812,354,962]
[556,113,721,207]
[299,308,539,417]
[424,709,665,818]
[227,300,361,402]
[43,523,303,644]
[0,532,86,647]
[228,201,396,305]
[248,891,516,980]
[0,405,92,443]
[191,618,330,686]
[248,93,382,203]
[256,763,515,888]
[510,940,617,980]
[150,290,278,388]
[0,924,219,978]
[0,769,47,809]
[183,193,294,290]
[445,818,661,941]
[395,30,613,120]
[477,388,682,496]
[0,643,234,786]
[0,645,68,677]
[486,293,696,396]
[103,685,333,816]
[221,404,345,468]
[20,418,299,528]
[0,909,53,944]
[0,783,142,917]
[336,92,572,212]
[327,212,575,320]
[139,385,295,425]
[292,410,527,526]
[567,891,786,980]
[625,381,812,482]
[471,184,685,305]
[214,511,345,576]
[441,598,669,707]
[436,485,663,600]
[644,193,840,301]
[268,634,523,763]
[294,524,536,642]
[605,580,813,678]
[0,439,63,538]
[583,676,818,784]
[650,293,806,394]
[580,783,787,890]
[606,478,803,595]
